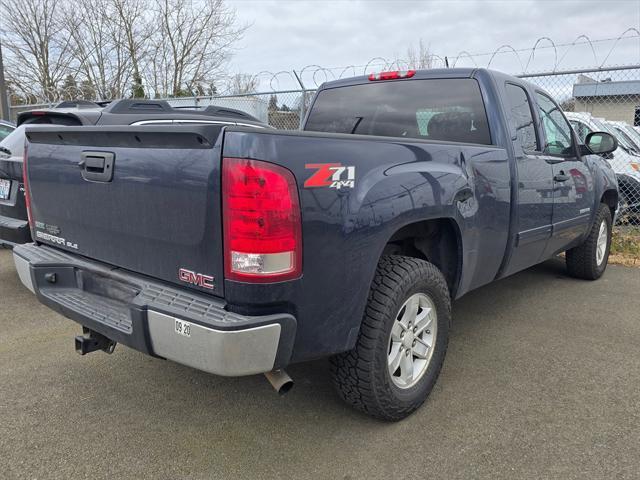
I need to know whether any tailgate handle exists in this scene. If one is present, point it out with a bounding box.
[79,152,114,182]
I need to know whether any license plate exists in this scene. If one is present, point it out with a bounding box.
[0,179,10,200]
[174,319,192,337]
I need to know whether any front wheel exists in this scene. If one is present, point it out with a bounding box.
[330,256,451,421]
[566,203,612,280]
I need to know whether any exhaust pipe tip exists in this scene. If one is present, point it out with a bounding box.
[264,369,294,395]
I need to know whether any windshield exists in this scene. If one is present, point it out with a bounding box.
[618,124,640,149]
[0,125,26,158]
[590,118,636,153]
[612,125,640,152]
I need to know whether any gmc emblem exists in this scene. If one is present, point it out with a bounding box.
[178,268,215,290]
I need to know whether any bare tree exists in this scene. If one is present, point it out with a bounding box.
[227,73,259,95]
[0,0,245,101]
[62,0,151,99]
[0,0,74,100]
[147,0,246,97]
[112,0,150,98]
[406,39,437,70]
[62,0,130,99]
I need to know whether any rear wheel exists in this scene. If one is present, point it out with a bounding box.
[330,255,451,421]
[566,203,612,280]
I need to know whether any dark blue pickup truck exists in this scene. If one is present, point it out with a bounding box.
[14,68,619,420]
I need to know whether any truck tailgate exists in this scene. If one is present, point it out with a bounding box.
[25,125,225,296]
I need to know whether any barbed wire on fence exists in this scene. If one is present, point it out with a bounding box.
[8,29,640,105]
[7,64,640,226]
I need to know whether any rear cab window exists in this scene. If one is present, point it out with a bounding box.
[305,78,492,145]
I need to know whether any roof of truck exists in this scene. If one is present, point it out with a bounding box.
[318,67,481,90]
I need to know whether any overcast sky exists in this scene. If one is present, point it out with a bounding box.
[227,0,640,88]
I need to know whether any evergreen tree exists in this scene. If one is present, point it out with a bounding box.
[268,94,278,111]
[61,75,77,99]
[80,80,96,100]
[131,74,145,98]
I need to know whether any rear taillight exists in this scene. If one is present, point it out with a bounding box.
[22,144,33,227]
[368,70,416,81]
[222,157,302,282]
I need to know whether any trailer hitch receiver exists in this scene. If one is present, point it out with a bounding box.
[75,327,117,355]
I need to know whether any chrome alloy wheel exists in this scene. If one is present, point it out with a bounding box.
[596,220,608,266]
[387,293,437,389]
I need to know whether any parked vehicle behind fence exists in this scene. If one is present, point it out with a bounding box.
[607,120,640,154]
[0,120,15,141]
[15,69,619,420]
[566,112,640,218]
[0,100,267,247]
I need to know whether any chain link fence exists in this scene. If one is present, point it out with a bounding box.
[7,65,640,224]
[520,65,640,225]
[164,89,315,130]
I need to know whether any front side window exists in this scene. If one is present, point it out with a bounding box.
[504,84,538,152]
[305,78,492,145]
[535,92,575,156]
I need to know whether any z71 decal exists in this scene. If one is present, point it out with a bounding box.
[305,163,355,189]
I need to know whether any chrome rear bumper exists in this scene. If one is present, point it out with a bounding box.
[13,243,296,376]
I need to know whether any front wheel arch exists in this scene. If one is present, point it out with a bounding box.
[601,188,618,222]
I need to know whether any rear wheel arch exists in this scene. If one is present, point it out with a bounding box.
[380,218,463,297]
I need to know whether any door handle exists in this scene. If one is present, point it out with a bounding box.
[79,151,114,182]
[553,172,570,182]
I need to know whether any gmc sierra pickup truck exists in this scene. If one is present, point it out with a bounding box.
[14,68,619,421]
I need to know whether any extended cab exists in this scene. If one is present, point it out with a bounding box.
[14,69,619,420]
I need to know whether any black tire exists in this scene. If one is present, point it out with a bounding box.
[566,203,612,280]
[330,255,451,421]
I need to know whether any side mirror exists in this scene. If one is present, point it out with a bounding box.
[583,131,618,156]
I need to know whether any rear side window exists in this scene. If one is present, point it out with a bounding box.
[0,126,26,158]
[305,78,492,145]
[0,124,13,141]
[504,84,538,152]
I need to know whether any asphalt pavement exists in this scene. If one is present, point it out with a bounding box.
[1,247,639,479]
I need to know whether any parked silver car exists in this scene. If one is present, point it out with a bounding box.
[606,120,640,153]
[0,120,15,142]
[566,112,640,217]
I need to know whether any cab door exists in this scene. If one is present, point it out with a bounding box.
[500,83,555,277]
[533,92,595,256]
